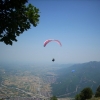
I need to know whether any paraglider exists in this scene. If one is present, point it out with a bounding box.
[71,70,75,73]
[71,70,75,76]
[43,39,62,62]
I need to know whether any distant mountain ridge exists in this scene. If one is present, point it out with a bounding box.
[51,61,100,97]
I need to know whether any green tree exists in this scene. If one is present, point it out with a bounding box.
[75,87,93,100]
[80,87,93,100]
[50,96,58,100]
[95,85,100,97]
[0,0,40,45]
[75,94,81,100]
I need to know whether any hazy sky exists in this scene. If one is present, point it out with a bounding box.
[0,0,100,64]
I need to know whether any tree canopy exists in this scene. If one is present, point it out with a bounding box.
[0,0,40,45]
[75,87,93,100]
[80,87,93,100]
[95,85,100,97]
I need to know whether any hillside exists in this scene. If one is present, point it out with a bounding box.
[51,61,100,97]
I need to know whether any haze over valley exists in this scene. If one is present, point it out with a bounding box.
[0,61,100,99]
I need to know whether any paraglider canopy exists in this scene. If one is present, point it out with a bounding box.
[43,39,62,47]
[71,70,75,73]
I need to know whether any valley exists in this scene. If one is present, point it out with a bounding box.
[0,64,58,99]
[0,61,100,99]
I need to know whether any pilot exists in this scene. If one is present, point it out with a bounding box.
[52,58,55,62]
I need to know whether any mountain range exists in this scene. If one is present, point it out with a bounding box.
[51,61,100,97]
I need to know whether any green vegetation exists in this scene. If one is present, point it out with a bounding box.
[0,0,40,45]
[50,96,58,100]
[75,86,100,100]
[75,94,81,100]
[95,85,100,97]
[75,87,93,100]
